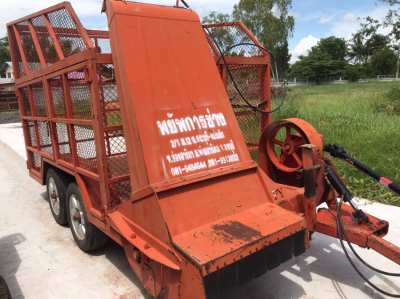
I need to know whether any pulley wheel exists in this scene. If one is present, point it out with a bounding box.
[259,118,323,173]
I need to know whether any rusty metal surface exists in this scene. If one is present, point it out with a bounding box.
[315,205,389,247]
[172,201,305,275]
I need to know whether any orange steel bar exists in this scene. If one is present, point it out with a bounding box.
[64,2,93,49]
[368,235,400,266]
[27,20,47,67]
[12,25,31,76]
[43,14,65,60]
[43,78,59,161]
[88,58,111,211]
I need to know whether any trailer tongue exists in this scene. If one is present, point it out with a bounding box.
[7,1,400,298]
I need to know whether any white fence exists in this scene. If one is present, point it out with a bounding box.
[273,75,400,87]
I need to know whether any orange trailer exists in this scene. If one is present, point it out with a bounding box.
[7,1,400,298]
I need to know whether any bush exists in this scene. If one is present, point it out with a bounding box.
[375,86,400,115]
[345,65,361,82]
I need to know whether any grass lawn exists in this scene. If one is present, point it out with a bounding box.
[272,81,400,206]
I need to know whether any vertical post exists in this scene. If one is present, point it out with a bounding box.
[43,14,65,60]
[27,20,47,67]
[261,63,272,129]
[396,49,399,79]
[28,85,42,153]
[7,26,21,79]
[12,25,31,76]
[65,2,94,49]
[62,73,78,166]
[43,78,59,160]
[16,88,33,169]
[301,144,318,246]
[88,59,111,211]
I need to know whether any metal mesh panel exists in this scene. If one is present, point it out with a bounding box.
[47,8,86,57]
[8,27,24,77]
[110,179,131,206]
[205,24,263,57]
[103,85,121,127]
[227,65,265,101]
[32,82,47,116]
[26,121,36,147]
[98,64,121,127]
[56,123,72,162]
[19,87,31,116]
[68,70,92,118]
[93,38,111,53]
[15,21,41,71]
[205,24,268,147]
[31,151,41,170]
[74,125,97,173]
[49,76,66,117]
[227,64,265,145]
[38,121,53,155]
[31,15,59,64]
[97,63,131,204]
[106,132,128,178]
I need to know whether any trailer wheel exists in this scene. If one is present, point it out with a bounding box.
[67,183,108,252]
[0,276,11,299]
[46,168,68,226]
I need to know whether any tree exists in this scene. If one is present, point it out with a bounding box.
[231,0,294,80]
[347,18,389,64]
[202,11,231,24]
[345,64,362,82]
[289,37,347,83]
[202,12,237,54]
[370,47,397,75]
[379,0,400,77]
[0,37,10,77]
[315,36,347,61]
[289,37,347,82]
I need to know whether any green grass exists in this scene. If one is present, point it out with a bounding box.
[271,81,400,206]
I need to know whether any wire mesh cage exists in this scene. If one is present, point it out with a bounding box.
[204,22,270,149]
[97,63,131,207]
[8,3,90,78]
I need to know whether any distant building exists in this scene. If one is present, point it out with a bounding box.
[0,62,15,91]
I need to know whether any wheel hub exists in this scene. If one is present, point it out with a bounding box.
[69,194,86,240]
[48,178,60,215]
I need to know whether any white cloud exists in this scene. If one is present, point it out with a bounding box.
[290,34,319,64]
[0,0,104,37]
[331,6,390,39]
[318,15,334,24]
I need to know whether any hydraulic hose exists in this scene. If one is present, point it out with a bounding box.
[325,163,400,297]
[325,144,400,196]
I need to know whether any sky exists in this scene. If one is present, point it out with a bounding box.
[0,0,392,63]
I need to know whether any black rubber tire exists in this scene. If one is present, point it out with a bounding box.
[66,183,108,252]
[46,168,68,226]
[0,276,11,299]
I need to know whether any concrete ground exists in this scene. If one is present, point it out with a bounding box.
[0,122,399,299]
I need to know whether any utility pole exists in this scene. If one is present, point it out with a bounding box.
[396,48,399,79]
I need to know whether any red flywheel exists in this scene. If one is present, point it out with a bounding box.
[259,118,324,173]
